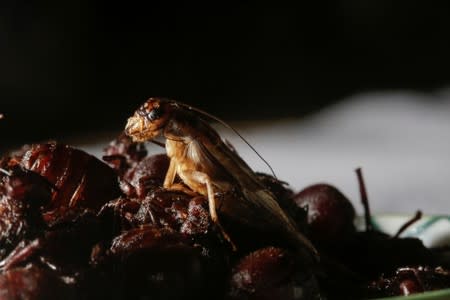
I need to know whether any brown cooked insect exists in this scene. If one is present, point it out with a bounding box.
[6,143,122,225]
[125,98,318,261]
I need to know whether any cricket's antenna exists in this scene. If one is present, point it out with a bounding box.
[176,102,277,178]
[149,140,165,148]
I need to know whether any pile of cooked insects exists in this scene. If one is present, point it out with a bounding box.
[0,99,449,299]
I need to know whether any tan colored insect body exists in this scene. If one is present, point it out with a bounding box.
[125,98,318,260]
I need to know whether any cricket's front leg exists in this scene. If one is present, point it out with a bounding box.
[182,169,237,251]
[163,158,177,188]
[163,158,198,196]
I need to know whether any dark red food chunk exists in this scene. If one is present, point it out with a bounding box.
[122,154,170,198]
[11,143,121,224]
[228,247,319,300]
[97,197,142,232]
[0,264,74,300]
[102,133,147,175]
[109,225,190,255]
[97,225,224,300]
[133,189,211,235]
[367,266,450,298]
[293,184,356,244]
[0,167,51,258]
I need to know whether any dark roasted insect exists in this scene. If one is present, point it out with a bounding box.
[228,246,320,299]
[0,166,51,259]
[6,143,122,225]
[125,98,318,261]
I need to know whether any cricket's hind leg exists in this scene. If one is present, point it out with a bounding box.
[180,170,237,251]
[163,159,237,250]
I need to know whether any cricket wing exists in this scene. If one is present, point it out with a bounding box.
[195,139,318,259]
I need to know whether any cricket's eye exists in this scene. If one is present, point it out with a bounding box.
[147,107,162,121]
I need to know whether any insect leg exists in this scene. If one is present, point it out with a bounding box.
[163,158,177,188]
[165,183,199,196]
[163,159,198,196]
[184,170,237,251]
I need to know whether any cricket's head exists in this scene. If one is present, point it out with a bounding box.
[125,98,175,142]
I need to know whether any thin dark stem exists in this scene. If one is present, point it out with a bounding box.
[394,210,422,238]
[355,167,373,231]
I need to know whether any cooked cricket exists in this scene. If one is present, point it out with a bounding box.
[125,98,318,261]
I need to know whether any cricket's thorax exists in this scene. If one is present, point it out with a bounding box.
[165,137,234,197]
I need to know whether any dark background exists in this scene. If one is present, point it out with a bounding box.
[1,1,450,149]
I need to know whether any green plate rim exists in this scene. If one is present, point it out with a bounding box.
[372,288,450,300]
